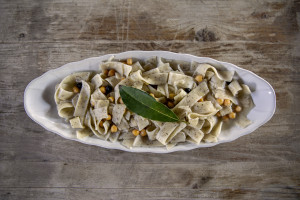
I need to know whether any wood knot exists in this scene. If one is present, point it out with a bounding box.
[251,12,269,19]
[195,28,218,42]
[18,33,25,38]
[191,176,212,189]
[192,183,199,189]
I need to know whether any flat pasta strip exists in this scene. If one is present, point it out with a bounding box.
[146,125,160,141]
[228,80,242,96]
[155,122,179,145]
[90,89,107,106]
[100,62,132,77]
[168,71,194,89]
[76,128,93,139]
[74,81,91,117]
[112,104,127,125]
[57,102,74,119]
[109,131,121,142]
[201,116,217,134]
[203,121,223,143]
[69,117,84,129]
[234,84,254,128]
[173,81,209,114]
[169,132,186,144]
[214,89,238,104]
[165,122,187,143]
[91,74,103,89]
[193,63,234,82]
[183,126,204,144]
[134,115,150,131]
[192,101,218,114]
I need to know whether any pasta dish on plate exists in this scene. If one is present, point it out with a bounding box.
[54,56,254,149]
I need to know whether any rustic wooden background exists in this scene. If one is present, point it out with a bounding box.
[0,0,299,199]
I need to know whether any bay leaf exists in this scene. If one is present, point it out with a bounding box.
[119,85,179,122]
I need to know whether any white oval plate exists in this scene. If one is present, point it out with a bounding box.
[24,51,276,153]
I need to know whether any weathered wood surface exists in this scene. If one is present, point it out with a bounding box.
[0,0,299,199]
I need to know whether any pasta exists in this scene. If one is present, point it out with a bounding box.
[54,57,254,149]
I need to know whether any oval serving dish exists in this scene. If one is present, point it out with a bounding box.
[24,51,276,153]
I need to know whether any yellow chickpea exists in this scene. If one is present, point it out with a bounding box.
[217,98,224,105]
[111,125,118,133]
[99,120,104,127]
[140,129,147,137]
[100,86,106,94]
[198,98,204,102]
[224,99,231,106]
[169,93,175,99]
[229,112,236,119]
[108,69,115,77]
[195,75,203,83]
[108,96,115,103]
[126,58,133,65]
[103,69,109,76]
[106,114,112,121]
[222,115,229,122]
[132,129,140,136]
[73,86,80,93]
[235,105,242,112]
[118,97,123,104]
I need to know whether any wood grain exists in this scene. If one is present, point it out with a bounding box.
[0,0,299,199]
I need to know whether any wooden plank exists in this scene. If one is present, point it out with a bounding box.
[0,0,298,43]
[0,162,299,193]
[0,0,299,199]
[0,187,299,200]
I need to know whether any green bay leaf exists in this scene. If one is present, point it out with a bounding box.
[119,85,179,122]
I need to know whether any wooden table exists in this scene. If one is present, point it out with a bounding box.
[0,0,299,199]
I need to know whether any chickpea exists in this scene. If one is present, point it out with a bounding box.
[222,115,229,122]
[169,93,175,99]
[132,129,140,136]
[217,98,224,105]
[167,101,174,108]
[106,114,112,121]
[224,99,231,106]
[100,86,106,94]
[103,69,109,76]
[99,120,104,127]
[229,112,236,119]
[108,96,115,103]
[108,69,115,77]
[235,105,242,112]
[195,75,203,83]
[198,98,204,102]
[111,125,118,133]
[140,129,147,137]
[126,58,133,65]
[118,97,123,104]
[73,86,80,93]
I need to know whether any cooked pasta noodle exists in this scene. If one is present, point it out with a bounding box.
[54,57,254,149]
